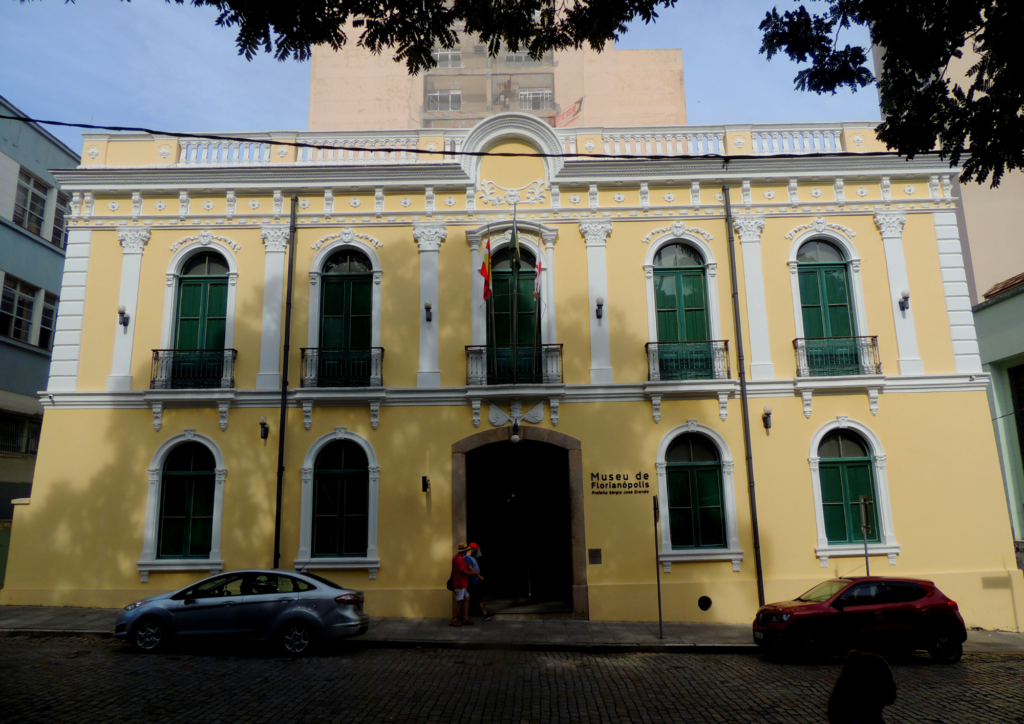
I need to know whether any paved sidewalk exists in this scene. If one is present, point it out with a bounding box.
[3,604,1024,653]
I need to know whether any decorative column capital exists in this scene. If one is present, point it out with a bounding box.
[261,224,290,252]
[118,227,151,254]
[732,215,765,243]
[579,221,613,247]
[413,223,447,252]
[215,468,227,485]
[873,212,906,238]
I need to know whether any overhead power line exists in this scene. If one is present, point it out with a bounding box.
[0,112,896,164]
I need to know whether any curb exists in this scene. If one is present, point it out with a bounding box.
[343,639,762,654]
[0,629,113,640]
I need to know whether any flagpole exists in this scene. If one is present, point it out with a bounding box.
[511,201,519,384]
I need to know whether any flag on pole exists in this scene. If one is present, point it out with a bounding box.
[480,238,493,301]
[534,256,542,300]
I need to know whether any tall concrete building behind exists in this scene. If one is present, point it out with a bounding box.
[310,31,686,130]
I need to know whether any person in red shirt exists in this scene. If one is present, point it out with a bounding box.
[450,542,483,626]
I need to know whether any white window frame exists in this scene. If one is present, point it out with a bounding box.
[13,169,49,238]
[427,90,462,112]
[655,422,744,570]
[644,233,722,345]
[788,229,869,342]
[295,427,381,574]
[138,431,226,582]
[431,49,462,68]
[308,235,383,352]
[518,88,553,111]
[808,417,900,568]
[161,240,239,350]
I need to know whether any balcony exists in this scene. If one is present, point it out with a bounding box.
[646,341,730,382]
[794,336,880,377]
[466,345,563,386]
[151,349,236,390]
[300,347,384,388]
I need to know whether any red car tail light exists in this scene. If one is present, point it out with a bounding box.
[335,594,360,605]
[947,601,959,612]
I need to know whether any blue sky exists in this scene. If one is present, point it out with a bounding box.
[0,0,880,154]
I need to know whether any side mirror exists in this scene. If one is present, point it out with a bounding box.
[831,599,846,610]
[183,595,196,605]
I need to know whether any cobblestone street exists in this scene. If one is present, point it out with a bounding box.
[2,636,1023,723]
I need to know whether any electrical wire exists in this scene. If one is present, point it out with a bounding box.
[0,112,898,164]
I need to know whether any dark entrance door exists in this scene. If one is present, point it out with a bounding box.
[466,439,572,606]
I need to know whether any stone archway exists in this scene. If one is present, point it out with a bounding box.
[452,426,588,619]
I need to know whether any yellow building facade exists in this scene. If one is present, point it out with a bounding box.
[3,114,1022,631]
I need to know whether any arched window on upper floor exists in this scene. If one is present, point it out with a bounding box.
[485,247,542,384]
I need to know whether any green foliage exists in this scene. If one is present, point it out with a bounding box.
[760,0,1024,186]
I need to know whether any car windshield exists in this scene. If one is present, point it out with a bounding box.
[299,572,345,590]
[796,580,850,602]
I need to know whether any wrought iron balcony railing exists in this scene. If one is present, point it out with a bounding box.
[300,347,384,388]
[793,336,880,377]
[646,341,731,381]
[151,349,237,390]
[466,344,563,386]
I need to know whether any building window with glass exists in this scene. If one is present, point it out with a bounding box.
[1,276,38,344]
[168,252,229,388]
[51,191,70,249]
[427,90,462,111]
[158,442,216,559]
[665,433,726,549]
[431,49,462,68]
[518,89,553,111]
[312,440,370,558]
[13,170,49,237]
[486,247,542,384]
[314,249,375,387]
[818,430,880,545]
[0,413,41,455]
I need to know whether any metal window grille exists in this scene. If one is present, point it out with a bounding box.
[0,276,38,343]
[13,170,49,237]
[427,90,462,111]
[0,413,40,455]
[518,89,553,111]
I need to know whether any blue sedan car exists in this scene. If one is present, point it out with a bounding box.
[114,569,369,655]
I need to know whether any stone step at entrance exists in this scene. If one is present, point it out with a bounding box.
[485,597,576,620]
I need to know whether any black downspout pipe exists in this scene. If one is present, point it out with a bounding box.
[273,196,299,570]
[723,185,766,607]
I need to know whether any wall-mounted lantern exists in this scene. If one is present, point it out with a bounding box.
[898,290,910,312]
[762,406,772,430]
[595,297,604,319]
[424,301,433,322]
[510,421,521,444]
[259,415,269,440]
[422,476,430,493]
[117,305,130,329]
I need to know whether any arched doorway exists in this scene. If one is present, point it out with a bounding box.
[452,426,587,618]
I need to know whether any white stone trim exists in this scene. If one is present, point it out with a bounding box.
[643,232,722,345]
[460,113,564,184]
[580,222,613,384]
[807,417,899,562]
[655,422,744,568]
[308,235,383,349]
[874,213,924,374]
[107,228,151,391]
[48,229,92,392]
[138,431,227,581]
[787,226,869,357]
[933,211,982,373]
[257,224,290,390]
[295,428,381,569]
[160,238,240,351]
[732,216,775,379]
[413,223,446,387]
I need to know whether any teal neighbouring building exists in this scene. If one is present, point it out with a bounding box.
[0,95,80,585]
[974,273,1024,569]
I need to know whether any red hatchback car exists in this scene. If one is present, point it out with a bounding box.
[753,577,967,663]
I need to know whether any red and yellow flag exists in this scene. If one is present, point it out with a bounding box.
[480,238,493,300]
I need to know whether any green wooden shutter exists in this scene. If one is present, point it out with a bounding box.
[655,273,680,342]
[203,282,228,350]
[695,467,725,546]
[343,472,370,556]
[667,469,695,547]
[516,275,537,345]
[350,280,372,347]
[175,281,204,350]
[490,275,513,345]
[820,464,849,543]
[823,268,854,337]
[843,462,879,543]
[188,478,215,556]
[320,278,347,348]
[798,270,826,339]
[681,272,708,342]
[313,475,340,555]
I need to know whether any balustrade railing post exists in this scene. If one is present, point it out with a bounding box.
[370,348,383,386]
[221,350,233,388]
[648,343,661,382]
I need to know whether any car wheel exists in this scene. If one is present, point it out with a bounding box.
[929,633,963,664]
[131,618,167,653]
[788,629,825,663]
[280,620,316,656]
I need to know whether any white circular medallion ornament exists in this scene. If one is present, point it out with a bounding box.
[763,190,776,200]
[734,137,746,148]
[856,188,868,197]
[400,197,411,207]
[299,199,310,209]
[504,190,521,206]
[426,143,437,152]
[248,199,260,210]
[277,147,288,158]
[663,192,675,203]
[159,146,170,158]
[584,141,596,152]
[852,134,864,146]
[88,147,99,159]
[349,198,361,208]
[569,194,581,204]
[107,201,119,211]
[810,188,822,198]
[444,196,456,207]
[613,193,626,203]
[715,192,724,201]
[202,200,215,211]
[903,185,915,195]
[155,201,167,211]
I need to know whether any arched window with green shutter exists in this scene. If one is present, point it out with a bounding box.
[312,440,369,557]
[158,442,216,559]
[796,240,859,375]
[171,252,229,388]
[653,242,713,379]
[317,249,374,386]
[666,433,726,549]
[487,247,541,383]
[818,430,880,545]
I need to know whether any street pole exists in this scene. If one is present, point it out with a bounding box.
[859,496,872,577]
[654,495,664,640]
